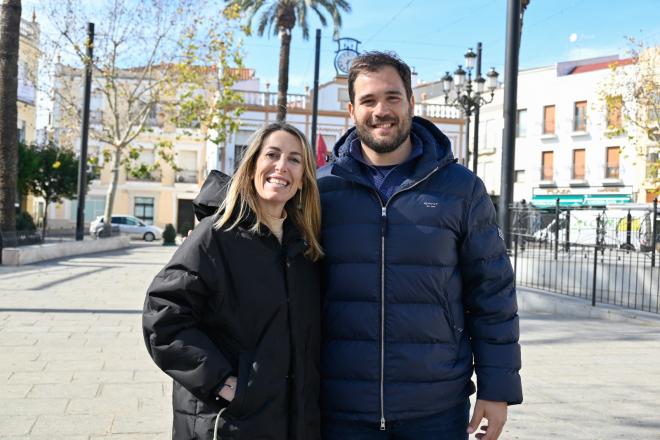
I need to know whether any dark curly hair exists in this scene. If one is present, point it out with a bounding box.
[348,51,412,104]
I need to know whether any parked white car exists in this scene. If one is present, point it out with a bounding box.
[90,215,163,242]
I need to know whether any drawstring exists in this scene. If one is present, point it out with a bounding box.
[213,407,227,440]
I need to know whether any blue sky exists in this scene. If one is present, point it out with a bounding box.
[234,0,660,92]
[24,0,660,98]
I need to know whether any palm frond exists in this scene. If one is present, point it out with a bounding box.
[254,2,278,36]
[310,5,328,28]
[296,1,310,40]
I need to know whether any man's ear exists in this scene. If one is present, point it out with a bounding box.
[348,101,355,123]
[409,94,415,111]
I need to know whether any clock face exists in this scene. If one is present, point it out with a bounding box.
[335,50,357,75]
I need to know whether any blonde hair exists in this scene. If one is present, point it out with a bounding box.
[214,123,323,261]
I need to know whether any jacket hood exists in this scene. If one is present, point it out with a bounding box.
[192,170,230,221]
[332,116,454,166]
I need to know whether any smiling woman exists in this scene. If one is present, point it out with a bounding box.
[253,131,304,221]
[143,122,324,439]
[214,123,322,258]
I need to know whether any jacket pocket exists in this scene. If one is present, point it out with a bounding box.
[441,296,463,362]
[227,350,254,418]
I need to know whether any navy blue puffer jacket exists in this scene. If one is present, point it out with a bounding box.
[317,116,522,425]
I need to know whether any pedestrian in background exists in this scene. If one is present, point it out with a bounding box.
[143,122,323,440]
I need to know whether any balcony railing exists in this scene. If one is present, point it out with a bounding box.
[90,110,103,125]
[540,167,555,181]
[571,166,586,180]
[605,165,620,179]
[237,90,308,109]
[414,103,461,119]
[126,169,162,182]
[176,169,198,184]
[235,90,461,119]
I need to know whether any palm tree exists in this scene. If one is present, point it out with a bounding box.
[229,0,351,122]
[0,0,21,237]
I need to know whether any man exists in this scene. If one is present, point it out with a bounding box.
[317,51,522,440]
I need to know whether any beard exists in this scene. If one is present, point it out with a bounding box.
[355,112,413,154]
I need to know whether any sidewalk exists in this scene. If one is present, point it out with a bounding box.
[1,244,659,439]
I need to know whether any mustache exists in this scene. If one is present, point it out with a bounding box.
[370,116,399,125]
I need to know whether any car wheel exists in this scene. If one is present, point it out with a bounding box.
[143,232,155,242]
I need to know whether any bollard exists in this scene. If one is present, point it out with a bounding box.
[626,209,632,249]
[554,198,560,260]
[564,209,571,252]
[513,231,519,289]
[652,198,657,267]
[592,214,601,307]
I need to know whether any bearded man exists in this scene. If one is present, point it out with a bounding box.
[317,51,522,440]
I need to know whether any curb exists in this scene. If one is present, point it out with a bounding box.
[517,286,660,326]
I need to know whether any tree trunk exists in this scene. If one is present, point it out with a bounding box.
[41,200,48,240]
[0,0,21,234]
[276,28,292,122]
[102,145,121,236]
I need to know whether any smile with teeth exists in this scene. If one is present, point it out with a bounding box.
[266,176,290,187]
[371,121,396,129]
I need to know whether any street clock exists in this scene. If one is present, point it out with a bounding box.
[334,38,361,76]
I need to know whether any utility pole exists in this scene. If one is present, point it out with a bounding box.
[498,0,528,249]
[75,23,94,241]
[310,29,321,155]
[472,42,482,174]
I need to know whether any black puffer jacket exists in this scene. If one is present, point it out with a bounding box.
[142,213,321,440]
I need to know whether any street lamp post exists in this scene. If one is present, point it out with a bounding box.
[442,45,498,172]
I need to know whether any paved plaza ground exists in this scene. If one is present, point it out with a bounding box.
[0,244,659,439]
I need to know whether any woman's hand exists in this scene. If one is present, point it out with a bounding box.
[218,376,237,401]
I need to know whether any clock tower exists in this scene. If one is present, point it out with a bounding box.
[334,37,361,76]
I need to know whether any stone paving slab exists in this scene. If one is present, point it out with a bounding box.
[1,244,659,439]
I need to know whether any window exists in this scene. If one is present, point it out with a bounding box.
[479,119,495,149]
[543,105,555,134]
[606,147,620,178]
[574,100,587,131]
[147,105,160,127]
[606,95,623,129]
[17,119,26,143]
[134,197,155,224]
[70,196,105,223]
[125,217,141,226]
[176,151,198,183]
[234,144,248,171]
[516,109,527,137]
[514,170,525,183]
[572,149,585,180]
[338,87,350,110]
[541,151,554,181]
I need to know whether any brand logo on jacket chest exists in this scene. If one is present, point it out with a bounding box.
[423,201,439,208]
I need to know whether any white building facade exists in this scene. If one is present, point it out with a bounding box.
[458,54,655,208]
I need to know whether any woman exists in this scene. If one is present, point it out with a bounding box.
[142,122,323,440]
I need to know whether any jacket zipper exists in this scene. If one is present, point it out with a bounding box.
[379,205,386,430]
[375,165,441,431]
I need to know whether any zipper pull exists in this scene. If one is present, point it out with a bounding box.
[381,206,387,236]
[380,417,386,430]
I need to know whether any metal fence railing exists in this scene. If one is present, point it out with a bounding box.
[510,199,659,314]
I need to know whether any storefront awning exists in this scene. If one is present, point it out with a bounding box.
[531,194,632,208]
[530,195,585,208]
[584,194,632,206]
